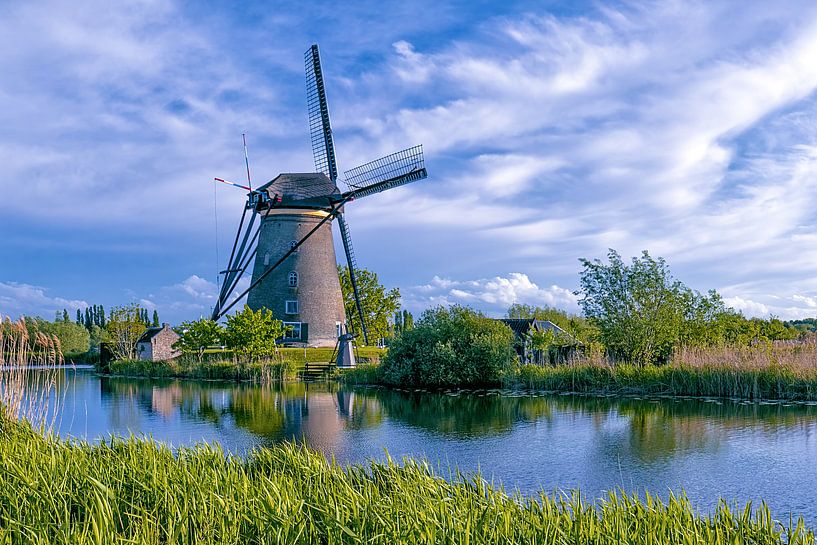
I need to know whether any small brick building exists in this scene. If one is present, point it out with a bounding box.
[136,323,181,362]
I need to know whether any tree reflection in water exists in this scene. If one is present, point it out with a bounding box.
[97,376,817,464]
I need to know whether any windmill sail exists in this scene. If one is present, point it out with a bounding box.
[343,145,427,199]
[305,44,338,182]
[336,213,369,345]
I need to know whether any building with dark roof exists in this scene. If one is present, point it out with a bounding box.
[499,318,576,365]
[136,324,181,362]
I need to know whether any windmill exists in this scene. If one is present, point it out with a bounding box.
[211,44,428,352]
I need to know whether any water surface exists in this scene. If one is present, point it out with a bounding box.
[14,367,817,525]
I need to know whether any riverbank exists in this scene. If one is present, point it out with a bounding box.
[340,349,817,401]
[101,347,386,381]
[0,416,812,544]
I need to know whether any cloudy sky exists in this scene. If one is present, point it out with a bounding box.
[3,0,817,323]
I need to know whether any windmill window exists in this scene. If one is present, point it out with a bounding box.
[289,241,299,252]
[288,271,298,287]
[263,253,270,266]
[283,322,302,340]
[285,300,299,314]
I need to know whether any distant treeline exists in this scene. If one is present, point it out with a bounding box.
[62,305,159,331]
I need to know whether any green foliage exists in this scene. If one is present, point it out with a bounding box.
[39,320,90,355]
[506,303,603,359]
[579,250,731,365]
[152,310,160,327]
[1,417,813,544]
[393,309,414,336]
[223,305,285,362]
[103,305,148,361]
[104,357,297,382]
[338,265,401,344]
[380,305,516,388]
[174,319,224,361]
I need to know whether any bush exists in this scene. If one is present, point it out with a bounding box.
[379,305,516,388]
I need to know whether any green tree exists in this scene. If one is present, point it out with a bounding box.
[42,320,90,355]
[393,309,414,336]
[223,305,286,362]
[152,310,160,327]
[380,305,516,388]
[88,324,103,352]
[104,305,148,361]
[175,319,224,362]
[76,309,82,326]
[338,265,401,345]
[578,249,727,365]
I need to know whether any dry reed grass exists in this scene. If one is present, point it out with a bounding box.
[672,339,817,371]
[0,315,64,429]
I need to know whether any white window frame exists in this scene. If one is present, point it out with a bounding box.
[283,321,302,340]
[285,300,299,315]
[288,271,298,287]
[263,253,270,266]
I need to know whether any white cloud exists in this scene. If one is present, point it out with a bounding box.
[0,282,88,319]
[403,273,578,317]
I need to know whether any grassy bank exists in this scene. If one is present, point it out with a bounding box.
[0,417,812,544]
[343,342,817,401]
[508,363,817,400]
[103,358,297,382]
[101,347,386,381]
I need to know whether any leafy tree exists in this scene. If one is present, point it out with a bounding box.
[380,305,516,388]
[393,309,414,336]
[175,319,224,362]
[578,250,727,365]
[76,309,82,326]
[103,305,147,361]
[152,310,160,327]
[88,325,103,352]
[338,265,401,345]
[223,305,286,362]
[43,320,90,354]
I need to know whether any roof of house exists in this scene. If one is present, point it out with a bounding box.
[136,324,178,344]
[499,319,567,337]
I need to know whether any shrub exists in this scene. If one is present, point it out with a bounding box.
[379,305,516,388]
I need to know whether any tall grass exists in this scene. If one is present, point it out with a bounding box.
[104,357,299,383]
[0,416,812,544]
[103,347,386,383]
[0,315,64,427]
[508,343,817,401]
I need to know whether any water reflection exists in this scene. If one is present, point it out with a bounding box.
[91,375,817,466]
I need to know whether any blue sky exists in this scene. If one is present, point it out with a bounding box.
[3,0,817,323]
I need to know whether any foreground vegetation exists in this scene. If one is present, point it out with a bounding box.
[0,417,812,544]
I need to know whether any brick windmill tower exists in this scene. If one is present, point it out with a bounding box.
[211,44,428,349]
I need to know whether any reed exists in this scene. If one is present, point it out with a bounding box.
[338,363,380,385]
[103,357,298,383]
[507,359,817,401]
[0,416,812,544]
[0,315,64,427]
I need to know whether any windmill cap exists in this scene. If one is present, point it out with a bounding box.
[256,173,340,205]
